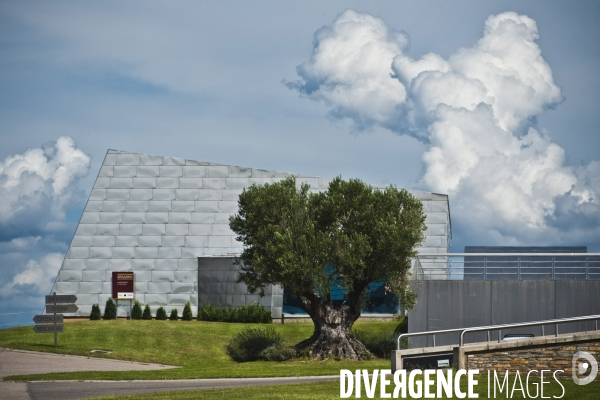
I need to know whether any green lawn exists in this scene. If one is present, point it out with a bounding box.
[92,377,600,399]
[0,319,394,381]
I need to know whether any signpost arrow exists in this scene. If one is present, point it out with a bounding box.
[45,295,77,304]
[33,315,64,324]
[46,304,78,314]
[33,324,64,333]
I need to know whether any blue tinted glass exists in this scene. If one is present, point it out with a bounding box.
[282,279,398,315]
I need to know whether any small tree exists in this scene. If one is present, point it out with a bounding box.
[230,176,425,360]
[131,300,143,320]
[169,308,179,321]
[182,302,193,321]
[156,307,167,320]
[103,298,117,320]
[90,304,101,320]
[142,304,152,320]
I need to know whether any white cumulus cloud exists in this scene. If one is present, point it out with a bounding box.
[0,253,63,298]
[288,9,409,131]
[0,136,91,237]
[290,10,600,246]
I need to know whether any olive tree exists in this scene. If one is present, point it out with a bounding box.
[229,176,425,360]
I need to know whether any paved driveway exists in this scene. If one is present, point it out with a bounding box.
[0,348,176,400]
[0,348,177,380]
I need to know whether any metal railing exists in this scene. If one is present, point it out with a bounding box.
[414,253,600,281]
[459,314,600,346]
[413,257,425,280]
[397,314,600,350]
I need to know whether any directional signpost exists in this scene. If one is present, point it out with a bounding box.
[46,304,79,314]
[33,324,64,333]
[46,295,77,303]
[33,315,63,324]
[33,293,77,348]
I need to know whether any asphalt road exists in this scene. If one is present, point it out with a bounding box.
[0,348,338,399]
[25,376,338,400]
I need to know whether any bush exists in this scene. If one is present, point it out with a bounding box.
[103,298,117,320]
[393,317,408,337]
[199,304,221,321]
[352,329,397,359]
[182,302,193,321]
[259,345,295,362]
[90,304,101,320]
[131,300,143,320]
[198,303,271,323]
[169,308,178,321]
[156,307,167,320]
[225,327,284,362]
[142,304,152,320]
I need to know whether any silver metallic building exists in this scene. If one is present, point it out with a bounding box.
[50,150,451,318]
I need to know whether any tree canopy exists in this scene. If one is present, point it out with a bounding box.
[229,176,426,359]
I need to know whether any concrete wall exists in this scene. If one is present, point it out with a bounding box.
[409,280,600,347]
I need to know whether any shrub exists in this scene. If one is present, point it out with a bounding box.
[182,302,193,321]
[225,327,284,362]
[103,298,117,320]
[156,307,167,320]
[90,304,101,320]
[237,304,250,323]
[142,304,152,320]
[198,303,271,323]
[169,308,178,321]
[393,317,408,337]
[199,304,218,321]
[352,329,398,359]
[392,317,409,350]
[131,300,143,320]
[223,308,234,322]
[259,345,295,361]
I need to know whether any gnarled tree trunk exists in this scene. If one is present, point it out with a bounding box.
[295,291,372,360]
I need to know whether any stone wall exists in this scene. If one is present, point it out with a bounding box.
[468,341,600,378]
[453,332,600,379]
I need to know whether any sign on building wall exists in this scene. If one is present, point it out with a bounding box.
[112,271,134,300]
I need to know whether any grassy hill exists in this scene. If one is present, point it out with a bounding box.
[0,319,394,381]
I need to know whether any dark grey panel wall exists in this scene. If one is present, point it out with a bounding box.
[198,257,283,318]
[556,281,600,333]
[408,280,600,347]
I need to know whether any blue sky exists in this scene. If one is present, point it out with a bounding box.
[1,1,599,327]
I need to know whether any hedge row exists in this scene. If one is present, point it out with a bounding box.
[198,303,271,323]
[89,299,271,323]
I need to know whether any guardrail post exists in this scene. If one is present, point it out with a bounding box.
[541,325,544,336]
[555,323,558,337]
[552,257,555,280]
[498,329,501,343]
[518,257,521,280]
[487,331,490,342]
[432,334,436,347]
[484,257,487,280]
[586,257,589,280]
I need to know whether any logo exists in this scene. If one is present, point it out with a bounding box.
[572,351,598,385]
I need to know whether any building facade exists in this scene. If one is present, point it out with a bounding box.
[50,150,451,318]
